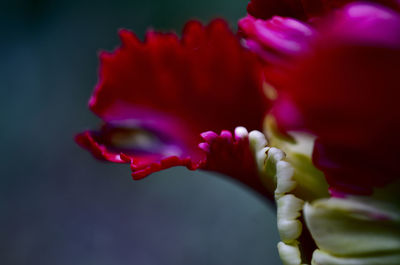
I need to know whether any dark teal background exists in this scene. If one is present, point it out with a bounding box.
[0,0,281,264]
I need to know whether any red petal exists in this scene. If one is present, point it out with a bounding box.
[77,20,269,182]
[76,130,127,163]
[272,3,400,195]
[90,20,267,130]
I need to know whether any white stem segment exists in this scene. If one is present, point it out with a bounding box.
[249,131,307,265]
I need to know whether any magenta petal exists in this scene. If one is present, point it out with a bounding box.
[200,131,219,142]
[239,15,315,88]
[239,15,315,62]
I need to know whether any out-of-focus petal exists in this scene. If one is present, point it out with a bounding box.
[304,197,400,256]
[239,15,315,91]
[311,249,400,265]
[239,15,315,65]
[304,197,400,264]
[271,3,400,195]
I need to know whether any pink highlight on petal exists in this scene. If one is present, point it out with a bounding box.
[324,2,400,48]
[328,188,348,198]
[200,131,218,142]
[242,39,283,65]
[198,142,210,152]
[239,15,315,66]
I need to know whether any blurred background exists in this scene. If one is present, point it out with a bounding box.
[0,0,281,264]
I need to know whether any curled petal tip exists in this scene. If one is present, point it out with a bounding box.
[200,131,219,142]
[198,142,210,152]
